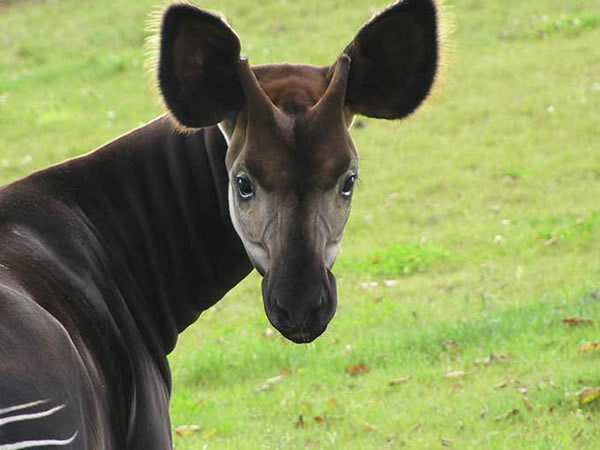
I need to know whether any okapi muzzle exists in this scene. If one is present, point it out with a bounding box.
[158,0,444,343]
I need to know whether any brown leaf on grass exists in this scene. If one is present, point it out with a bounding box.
[175,425,200,437]
[280,368,294,376]
[388,376,411,386]
[346,363,370,376]
[328,397,337,407]
[363,422,378,432]
[580,387,600,405]
[580,342,600,353]
[445,370,465,379]
[495,409,519,422]
[314,416,325,425]
[563,317,594,326]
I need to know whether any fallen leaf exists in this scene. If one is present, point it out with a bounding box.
[445,370,465,379]
[314,416,325,424]
[363,422,378,432]
[388,376,411,386]
[581,342,600,353]
[175,425,200,437]
[563,317,594,326]
[280,369,294,376]
[580,387,600,405]
[328,397,337,407]
[346,363,370,376]
[495,409,519,422]
[255,375,285,392]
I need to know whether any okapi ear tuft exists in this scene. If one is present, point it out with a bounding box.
[158,4,243,129]
[343,0,445,120]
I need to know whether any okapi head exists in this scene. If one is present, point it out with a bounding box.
[157,0,446,343]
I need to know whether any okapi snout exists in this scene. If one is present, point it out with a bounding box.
[262,263,337,344]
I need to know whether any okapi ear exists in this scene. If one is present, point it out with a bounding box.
[343,0,442,120]
[158,4,244,128]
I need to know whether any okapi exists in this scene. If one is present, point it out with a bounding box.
[0,0,447,448]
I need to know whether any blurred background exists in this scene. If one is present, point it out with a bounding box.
[1,0,600,448]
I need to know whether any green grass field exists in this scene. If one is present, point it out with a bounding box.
[2,0,600,448]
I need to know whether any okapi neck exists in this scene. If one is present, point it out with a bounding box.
[46,117,252,357]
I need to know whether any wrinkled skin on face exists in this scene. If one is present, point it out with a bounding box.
[157,0,443,343]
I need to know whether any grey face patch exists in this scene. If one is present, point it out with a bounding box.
[227,160,357,276]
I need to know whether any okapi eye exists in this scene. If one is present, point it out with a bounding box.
[236,175,254,199]
[341,174,357,197]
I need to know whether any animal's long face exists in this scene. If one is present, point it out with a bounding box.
[157,0,444,342]
[222,60,358,342]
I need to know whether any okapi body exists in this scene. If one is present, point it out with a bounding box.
[0,1,446,448]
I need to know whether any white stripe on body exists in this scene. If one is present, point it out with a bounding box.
[0,400,50,417]
[0,432,78,449]
[0,405,65,427]
[0,401,77,449]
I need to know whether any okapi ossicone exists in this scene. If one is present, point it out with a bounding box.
[0,1,447,448]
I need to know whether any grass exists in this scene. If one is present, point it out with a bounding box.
[1,0,600,448]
